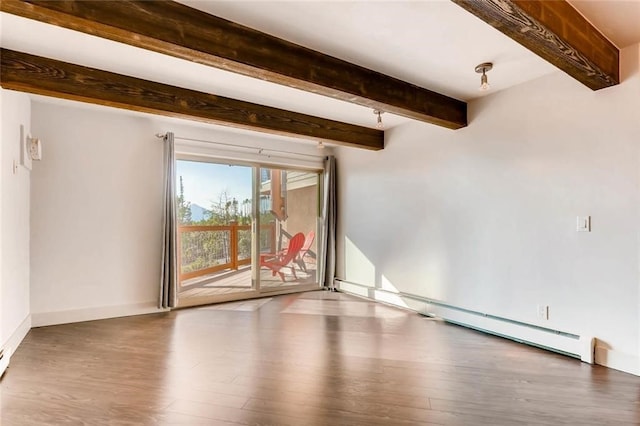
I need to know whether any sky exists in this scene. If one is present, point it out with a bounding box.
[177,160,252,208]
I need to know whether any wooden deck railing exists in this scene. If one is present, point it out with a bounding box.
[178,222,275,282]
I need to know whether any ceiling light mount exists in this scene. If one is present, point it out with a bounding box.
[475,62,493,91]
[373,109,384,129]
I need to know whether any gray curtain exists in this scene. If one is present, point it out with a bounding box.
[319,155,337,290]
[159,132,178,308]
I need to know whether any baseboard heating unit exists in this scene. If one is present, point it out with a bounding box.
[336,279,595,364]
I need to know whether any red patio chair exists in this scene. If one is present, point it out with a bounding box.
[260,232,305,282]
[295,231,315,272]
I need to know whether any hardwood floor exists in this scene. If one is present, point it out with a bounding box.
[2,291,639,425]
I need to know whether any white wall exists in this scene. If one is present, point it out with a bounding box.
[29,100,324,325]
[30,102,165,324]
[1,89,32,354]
[336,43,640,374]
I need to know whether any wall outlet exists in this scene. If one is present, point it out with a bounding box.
[537,304,549,320]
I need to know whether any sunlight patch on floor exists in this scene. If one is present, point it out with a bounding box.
[200,298,273,311]
[281,298,405,318]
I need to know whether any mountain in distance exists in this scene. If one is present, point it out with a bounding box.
[190,203,210,222]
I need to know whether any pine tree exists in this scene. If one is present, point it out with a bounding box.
[177,176,192,225]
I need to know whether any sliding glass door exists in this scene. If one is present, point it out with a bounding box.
[176,158,320,307]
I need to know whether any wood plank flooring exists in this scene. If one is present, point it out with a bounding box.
[2,291,639,425]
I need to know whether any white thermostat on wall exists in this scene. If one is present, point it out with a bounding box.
[28,136,42,161]
[577,216,591,232]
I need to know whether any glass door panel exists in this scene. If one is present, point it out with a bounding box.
[258,167,319,291]
[176,160,255,304]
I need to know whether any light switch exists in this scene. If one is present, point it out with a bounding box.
[577,216,591,232]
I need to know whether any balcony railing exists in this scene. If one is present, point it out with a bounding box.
[178,222,275,282]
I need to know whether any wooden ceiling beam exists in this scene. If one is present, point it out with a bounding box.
[452,0,619,90]
[0,49,383,150]
[0,0,467,129]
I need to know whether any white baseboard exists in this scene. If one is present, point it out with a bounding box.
[595,346,640,376]
[337,280,597,366]
[32,302,169,327]
[1,313,32,375]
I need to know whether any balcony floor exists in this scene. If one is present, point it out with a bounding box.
[179,264,317,300]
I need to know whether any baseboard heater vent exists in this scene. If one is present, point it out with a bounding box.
[336,279,595,364]
[0,348,9,378]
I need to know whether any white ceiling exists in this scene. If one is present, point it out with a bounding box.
[178,0,557,101]
[1,1,638,134]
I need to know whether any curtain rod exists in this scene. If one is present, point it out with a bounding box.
[155,133,327,160]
